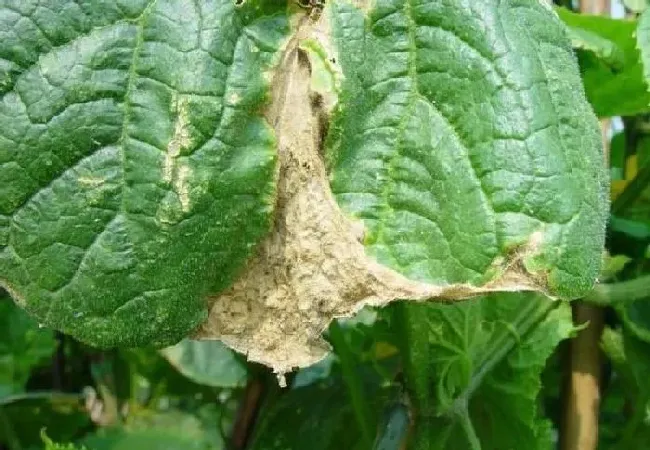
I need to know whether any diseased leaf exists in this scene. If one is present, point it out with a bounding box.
[556,7,650,117]
[160,339,248,388]
[0,0,607,373]
[328,0,607,297]
[0,0,289,348]
[194,0,607,374]
[396,294,575,450]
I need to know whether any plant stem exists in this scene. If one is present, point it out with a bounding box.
[585,275,650,306]
[235,367,284,450]
[392,302,431,416]
[457,407,481,450]
[328,320,375,448]
[230,375,265,450]
[561,302,604,450]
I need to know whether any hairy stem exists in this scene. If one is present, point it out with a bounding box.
[585,275,650,306]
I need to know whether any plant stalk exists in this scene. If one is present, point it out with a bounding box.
[561,302,605,450]
[585,275,650,306]
[230,376,265,450]
[457,407,481,450]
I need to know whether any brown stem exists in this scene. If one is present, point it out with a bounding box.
[561,302,605,450]
[230,377,265,450]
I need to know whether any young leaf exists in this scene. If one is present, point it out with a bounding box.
[396,294,575,450]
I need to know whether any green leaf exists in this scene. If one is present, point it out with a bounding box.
[118,348,225,403]
[394,294,575,450]
[42,430,87,450]
[610,215,650,239]
[600,327,650,448]
[81,408,225,450]
[0,292,56,398]
[1,0,608,365]
[600,253,632,281]
[556,8,650,117]
[249,372,396,450]
[615,177,650,234]
[638,8,650,92]
[328,0,608,298]
[0,0,289,348]
[619,297,650,343]
[567,27,625,71]
[0,392,90,448]
[160,339,248,388]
